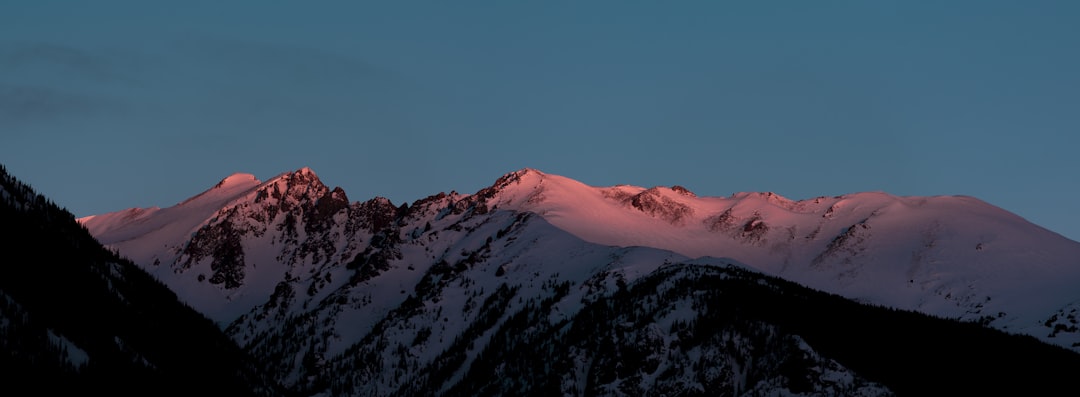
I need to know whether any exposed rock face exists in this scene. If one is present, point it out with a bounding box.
[628,187,695,225]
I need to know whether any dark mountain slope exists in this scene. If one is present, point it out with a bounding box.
[0,164,281,396]
[423,263,1080,396]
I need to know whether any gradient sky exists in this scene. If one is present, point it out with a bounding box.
[2,1,1078,242]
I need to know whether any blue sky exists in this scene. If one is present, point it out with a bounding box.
[2,1,1078,241]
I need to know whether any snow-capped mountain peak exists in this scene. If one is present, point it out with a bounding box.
[214,172,260,189]
[80,168,1080,358]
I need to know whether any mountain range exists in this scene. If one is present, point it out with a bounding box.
[81,168,1080,348]
[7,165,1080,395]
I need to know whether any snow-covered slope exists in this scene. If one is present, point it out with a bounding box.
[477,169,1080,348]
[78,167,1080,393]
[80,172,261,256]
[82,167,388,323]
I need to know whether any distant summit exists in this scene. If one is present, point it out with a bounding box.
[215,173,260,189]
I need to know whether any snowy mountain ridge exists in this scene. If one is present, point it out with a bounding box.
[77,167,1080,394]
[480,169,1080,340]
[81,167,1080,349]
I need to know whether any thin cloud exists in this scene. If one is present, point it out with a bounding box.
[0,42,137,129]
[154,37,415,126]
[0,83,111,127]
[172,37,393,87]
[0,42,120,82]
